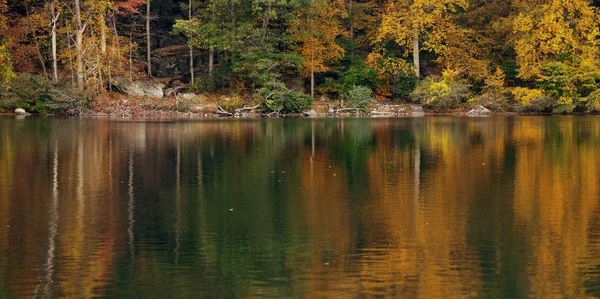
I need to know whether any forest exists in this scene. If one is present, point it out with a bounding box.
[1,0,600,115]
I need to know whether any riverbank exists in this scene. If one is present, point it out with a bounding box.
[1,96,595,117]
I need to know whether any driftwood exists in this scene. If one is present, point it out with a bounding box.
[216,106,233,116]
[328,107,362,115]
[216,93,273,117]
[235,103,261,113]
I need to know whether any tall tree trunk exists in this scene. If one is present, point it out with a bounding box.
[100,15,106,55]
[412,31,420,78]
[112,15,122,68]
[66,19,75,88]
[348,0,353,39]
[146,0,152,78]
[208,0,216,77]
[25,6,48,79]
[310,69,314,99]
[74,0,84,89]
[188,0,194,84]
[50,1,58,81]
[208,46,214,77]
[129,28,133,81]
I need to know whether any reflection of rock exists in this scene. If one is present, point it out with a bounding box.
[15,108,28,115]
[467,105,492,116]
[303,110,318,117]
[112,77,165,99]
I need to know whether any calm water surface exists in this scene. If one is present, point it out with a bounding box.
[1,116,600,298]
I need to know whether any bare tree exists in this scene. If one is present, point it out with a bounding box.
[146,0,151,77]
[50,0,59,81]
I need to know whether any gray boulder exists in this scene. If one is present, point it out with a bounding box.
[303,110,318,117]
[467,105,492,116]
[411,104,425,116]
[410,105,424,112]
[112,77,165,99]
[14,108,27,115]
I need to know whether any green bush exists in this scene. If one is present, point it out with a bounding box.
[255,81,312,114]
[394,71,418,99]
[586,89,600,112]
[0,74,87,114]
[410,76,471,112]
[345,85,373,109]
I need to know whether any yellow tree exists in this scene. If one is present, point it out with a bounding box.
[375,0,468,77]
[512,0,600,79]
[290,0,347,98]
[0,0,14,90]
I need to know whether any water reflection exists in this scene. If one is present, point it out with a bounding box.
[1,116,600,298]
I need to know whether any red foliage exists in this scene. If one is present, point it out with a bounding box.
[0,15,38,73]
[115,0,146,15]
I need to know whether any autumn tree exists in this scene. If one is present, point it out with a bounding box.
[0,0,14,90]
[375,0,468,77]
[512,0,600,110]
[290,0,347,98]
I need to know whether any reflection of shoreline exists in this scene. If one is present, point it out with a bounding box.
[2,118,600,298]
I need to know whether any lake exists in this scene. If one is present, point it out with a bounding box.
[1,116,600,298]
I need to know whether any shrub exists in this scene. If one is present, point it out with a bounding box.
[0,74,87,114]
[394,72,418,99]
[510,87,553,112]
[345,85,373,109]
[255,81,312,114]
[410,72,471,112]
[218,95,245,112]
[585,89,600,112]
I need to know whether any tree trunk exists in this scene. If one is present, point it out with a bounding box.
[66,19,75,88]
[50,1,58,81]
[310,69,315,99]
[208,46,214,77]
[412,31,420,78]
[25,6,48,79]
[74,0,84,89]
[188,0,194,84]
[100,15,107,55]
[348,0,353,40]
[146,0,152,78]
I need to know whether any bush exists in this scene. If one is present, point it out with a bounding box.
[0,74,88,114]
[255,81,312,114]
[510,87,554,112]
[345,85,373,109]
[585,89,600,112]
[394,71,418,99]
[218,95,245,112]
[410,73,471,112]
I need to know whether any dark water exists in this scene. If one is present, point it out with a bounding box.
[1,116,600,298]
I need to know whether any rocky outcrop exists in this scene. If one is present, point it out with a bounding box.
[112,77,165,99]
[303,109,318,117]
[14,108,28,115]
[467,105,492,116]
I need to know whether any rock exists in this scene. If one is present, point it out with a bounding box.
[410,105,425,116]
[180,93,197,100]
[112,77,165,99]
[14,108,27,115]
[410,105,424,112]
[303,109,318,117]
[467,105,492,116]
